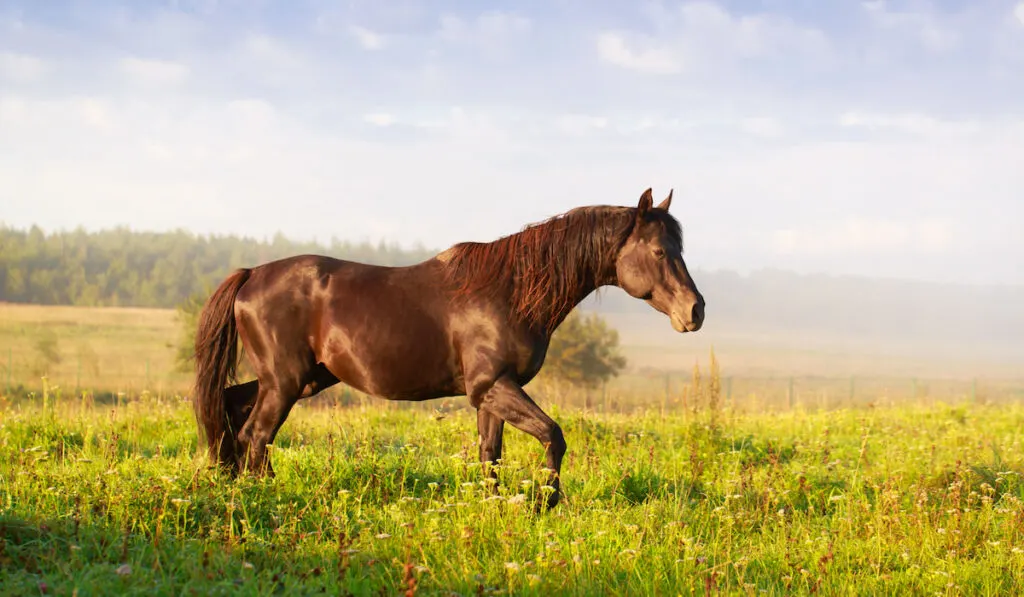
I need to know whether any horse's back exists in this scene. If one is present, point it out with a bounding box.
[238,253,463,399]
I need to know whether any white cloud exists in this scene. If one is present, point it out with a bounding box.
[243,33,303,69]
[555,113,609,135]
[437,10,531,52]
[596,33,681,74]
[862,0,960,52]
[119,57,190,86]
[597,1,831,75]
[363,112,396,126]
[839,111,981,136]
[773,218,953,255]
[1015,2,1024,26]
[0,51,48,82]
[349,25,386,50]
[225,99,276,129]
[739,117,785,138]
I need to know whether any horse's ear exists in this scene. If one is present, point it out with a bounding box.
[637,188,654,215]
[657,189,673,211]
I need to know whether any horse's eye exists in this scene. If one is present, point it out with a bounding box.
[653,248,665,259]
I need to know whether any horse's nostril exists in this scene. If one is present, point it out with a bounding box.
[692,300,705,324]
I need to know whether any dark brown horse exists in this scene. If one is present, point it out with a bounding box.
[191,188,705,509]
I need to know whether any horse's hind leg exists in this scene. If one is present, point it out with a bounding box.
[237,364,338,477]
[219,380,259,475]
[238,373,304,477]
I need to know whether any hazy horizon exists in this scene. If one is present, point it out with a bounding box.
[2,0,1022,288]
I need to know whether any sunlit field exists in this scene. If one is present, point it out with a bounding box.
[5,378,1024,595]
[3,302,1024,595]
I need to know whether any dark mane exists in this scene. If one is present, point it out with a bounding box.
[442,205,680,334]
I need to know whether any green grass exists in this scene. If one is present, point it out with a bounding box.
[4,395,1024,596]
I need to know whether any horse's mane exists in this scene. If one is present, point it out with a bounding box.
[442,204,677,334]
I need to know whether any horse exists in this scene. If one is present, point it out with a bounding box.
[190,187,705,510]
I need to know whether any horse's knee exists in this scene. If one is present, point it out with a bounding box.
[546,425,566,458]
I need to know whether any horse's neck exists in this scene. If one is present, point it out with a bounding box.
[531,251,617,335]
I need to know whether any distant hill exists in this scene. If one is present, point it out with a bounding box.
[578,270,1024,377]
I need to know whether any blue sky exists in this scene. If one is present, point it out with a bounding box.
[1,0,1022,285]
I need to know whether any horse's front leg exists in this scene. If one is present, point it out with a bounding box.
[473,375,565,510]
[477,409,505,493]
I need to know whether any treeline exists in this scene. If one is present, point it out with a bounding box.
[0,225,436,308]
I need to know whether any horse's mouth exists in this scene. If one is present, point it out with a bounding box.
[670,311,701,333]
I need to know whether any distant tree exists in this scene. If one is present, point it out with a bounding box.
[543,310,627,390]
[173,292,206,374]
[0,224,437,308]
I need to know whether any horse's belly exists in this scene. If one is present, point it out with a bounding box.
[318,315,462,401]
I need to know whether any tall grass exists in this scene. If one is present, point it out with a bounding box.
[3,361,1024,595]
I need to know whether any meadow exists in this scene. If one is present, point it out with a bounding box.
[3,302,1024,595]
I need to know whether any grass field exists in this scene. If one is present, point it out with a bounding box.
[4,394,1024,595]
[3,302,1024,595]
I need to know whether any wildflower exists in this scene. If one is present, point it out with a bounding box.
[116,564,131,577]
[242,561,254,570]
[428,482,439,490]
[504,562,520,572]
[170,498,191,506]
[507,494,526,505]
[375,533,391,540]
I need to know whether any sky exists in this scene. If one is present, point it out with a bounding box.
[1,0,1022,285]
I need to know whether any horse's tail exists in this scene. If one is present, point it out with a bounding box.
[192,268,251,464]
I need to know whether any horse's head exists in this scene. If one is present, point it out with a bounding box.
[615,188,705,333]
